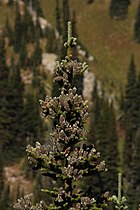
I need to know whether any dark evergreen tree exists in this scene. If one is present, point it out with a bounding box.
[32,67,46,100]
[102,102,118,195]
[55,0,62,35]
[31,40,42,68]
[123,55,138,181]
[134,2,140,43]
[33,173,51,204]
[5,17,14,46]
[88,82,118,198]
[0,145,4,199]
[84,81,104,198]
[19,38,28,68]
[0,184,13,210]
[9,62,24,144]
[0,33,13,148]
[35,18,44,39]
[125,72,140,210]
[22,93,44,146]
[14,2,23,53]
[109,0,131,20]
[136,72,140,125]
[22,5,35,43]
[52,0,71,96]
[46,28,58,54]
[126,128,140,210]
[95,97,118,196]
[14,22,114,210]
[88,79,100,145]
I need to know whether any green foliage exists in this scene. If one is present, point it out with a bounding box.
[19,39,28,68]
[126,129,140,210]
[14,1,42,53]
[123,55,138,180]
[14,2,23,53]
[55,0,62,35]
[0,184,13,210]
[121,55,140,209]
[88,83,119,197]
[8,62,24,143]
[111,173,128,210]
[46,28,58,54]
[22,6,35,43]
[0,146,4,198]
[14,22,112,210]
[0,34,14,147]
[31,40,42,68]
[109,0,131,20]
[5,17,14,46]
[134,2,140,43]
[22,93,45,146]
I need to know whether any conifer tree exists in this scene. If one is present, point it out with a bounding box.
[101,102,118,195]
[71,10,84,96]
[123,55,138,181]
[88,82,118,199]
[95,97,118,196]
[109,0,131,20]
[22,6,35,43]
[9,62,24,145]
[19,38,28,68]
[55,0,62,36]
[126,128,140,210]
[134,2,140,43]
[33,173,52,205]
[22,93,44,146]
[125,73,140,210]
[84,81,104,198]
[5,17,14,46]
[0,32,13,147]
[52,0,71,97]
[32,67,46,100]
[46,28,58,54]
[88,79,100,145]
[0,184,13,210]
[14,2,23,53]
[14,22,113,210]
[31,40,42,68]
[0,145,4,198]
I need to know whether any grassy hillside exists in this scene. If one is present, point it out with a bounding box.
[41,0,140,96]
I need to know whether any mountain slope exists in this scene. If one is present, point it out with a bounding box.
[41,0,140,96]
